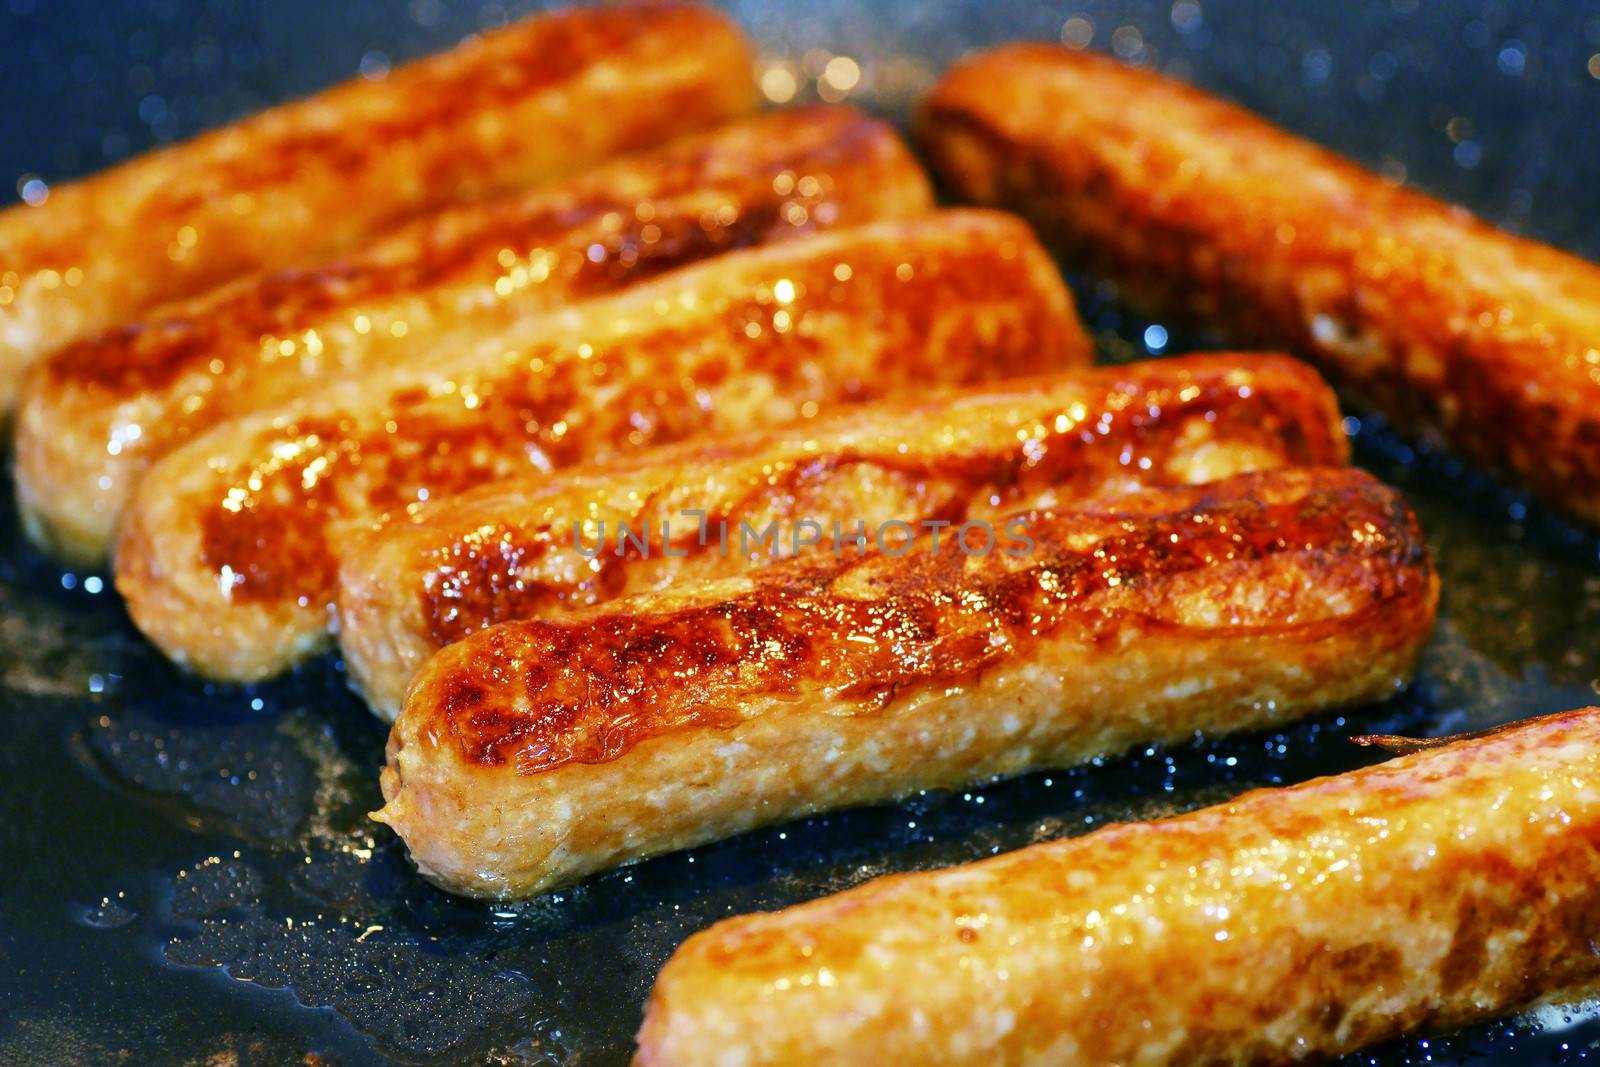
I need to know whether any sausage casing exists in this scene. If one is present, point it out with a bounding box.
[115,211,1091,681]
[339,353,1347,720]
[16,106,932,564]
[637,706,1600,1067]
[0,1,756,417]
[376,467,1437,899]
[920,43,1600,525]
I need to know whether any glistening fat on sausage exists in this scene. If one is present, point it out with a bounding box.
[16,106,932,564]
[0,0,756,414]
[637,706,1600,1066]
[376,466,1437,899]
[337,353,1348,720]
[115,211,1091,682]
[920,43,1600,525]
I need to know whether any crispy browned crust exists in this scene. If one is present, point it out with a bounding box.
[919,43,1600,525]
[16,107,931,565]
[377,467,1437,899]
[0,1,756,416]
[339,353,1348,720]
[114,211,1091,681]
[637,706,1600,1067]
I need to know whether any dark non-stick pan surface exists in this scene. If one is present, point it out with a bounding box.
[3,1,1600,1063]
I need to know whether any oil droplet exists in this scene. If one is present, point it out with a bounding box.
[82,894,138,929]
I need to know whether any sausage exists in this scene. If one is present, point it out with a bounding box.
[919,43,1600,525]
[635,705,1600,1067]
[375,466,1437,899]
[16,106,932,564]
[114,210,1091,682]
[0,1,755,418]
[339,353,1348,720]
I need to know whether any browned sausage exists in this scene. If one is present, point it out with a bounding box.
[16,106,931,563]
[637,706,1600,1066]
[339,353,1347,719]
[0,1,756,418]
[920,43,1600,525]
[115,211,1091,681]
[377,466,1436,899]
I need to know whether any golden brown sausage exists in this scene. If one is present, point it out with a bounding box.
[339,353,1348,720]
[636,705,1600,1066]
[376,467,1436,899]
[919,43,1600,525]
[115,211,1090,682]
[16,106,932,564]
[0,1,755,417]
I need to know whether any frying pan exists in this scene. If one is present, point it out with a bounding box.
[2,1,1599,1063]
